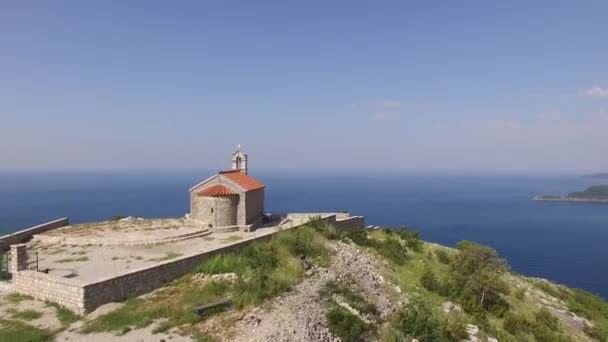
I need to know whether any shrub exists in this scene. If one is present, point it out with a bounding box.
[535,308,559,331]
[242,244,278,271]
[503,312,532,335]
[342,228,370,246]
[420,266,441,292]
[326,306,370,342]
[390,301,440,341]
[435,249,451,264]
[584,325,608,341]
[514,287,526,300]
[110,215,127,221]
[405,231,423,252]
[374,235,407,265]
[567,288,608,321]
[395,226,423,252]
[441,313,469,340]
[275,226,328,260]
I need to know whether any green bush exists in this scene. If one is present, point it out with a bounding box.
[389,301,440,341]
[342,228,371,246]
[242,244,278,270]
[110,215,127,221]
[326,306,370,342]
[535,308,559,331]
[394,226,422,252]
[435,249,451,264]
[567,288,608,321]
[504,309,571,342]
[441,313,469,340]
[420,266,441,292]
[374,236,407,265]
[584,325,608,341]
[275,226,328,260]
[503,312,532,335]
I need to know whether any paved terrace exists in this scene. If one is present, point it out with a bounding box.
[25,214,332,283]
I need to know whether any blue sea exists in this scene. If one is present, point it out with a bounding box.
[1,171,607,300]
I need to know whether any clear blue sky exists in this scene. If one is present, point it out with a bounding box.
[2,1,607,172]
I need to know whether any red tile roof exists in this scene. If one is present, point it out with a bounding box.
[197,185,238,197]
[219,170,265,191]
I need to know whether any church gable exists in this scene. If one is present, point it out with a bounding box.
[189,174,245,195]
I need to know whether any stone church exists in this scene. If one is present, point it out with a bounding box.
[189,146,265,230]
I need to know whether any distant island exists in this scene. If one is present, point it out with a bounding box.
[534,185,608,203]
[582,173,608,179]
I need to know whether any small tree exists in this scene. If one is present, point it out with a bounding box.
[452,241,510,312]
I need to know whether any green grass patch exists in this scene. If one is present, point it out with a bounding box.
[55,256,89,263]
[6,308,43,321]
[5,293,34,304]
[45,301,81,326]
[0,319,53,342]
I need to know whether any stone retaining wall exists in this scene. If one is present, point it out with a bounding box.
[0,218,69,251]
[13,270,85,312]
[332,216,366,231]
[81,234,274,313]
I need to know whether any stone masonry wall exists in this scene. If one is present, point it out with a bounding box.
[331,216,366,231]
[13,271,85,314]
[245,189,265,224]
[81,234,274,313]
[0,218,69,251]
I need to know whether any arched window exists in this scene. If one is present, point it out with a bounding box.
[236,156,242,169]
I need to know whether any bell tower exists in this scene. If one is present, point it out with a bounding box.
[231,144,248,174]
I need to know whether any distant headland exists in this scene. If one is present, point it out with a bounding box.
[534,185,608,203]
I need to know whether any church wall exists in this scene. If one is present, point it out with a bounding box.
[237,191,247,227]
[190,177,222,221]
[245,189,265,224]
[212,196,239,227]
[191,196,239,228]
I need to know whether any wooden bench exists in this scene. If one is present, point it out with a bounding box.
[192,298,233,316]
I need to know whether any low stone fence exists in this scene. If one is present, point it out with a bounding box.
[0,218,69,251]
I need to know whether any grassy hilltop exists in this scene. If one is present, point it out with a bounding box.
[1,221,607,341]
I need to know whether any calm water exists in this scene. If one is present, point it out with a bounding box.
[1,172,607,299]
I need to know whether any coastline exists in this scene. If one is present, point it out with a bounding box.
[533,195,608,203]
